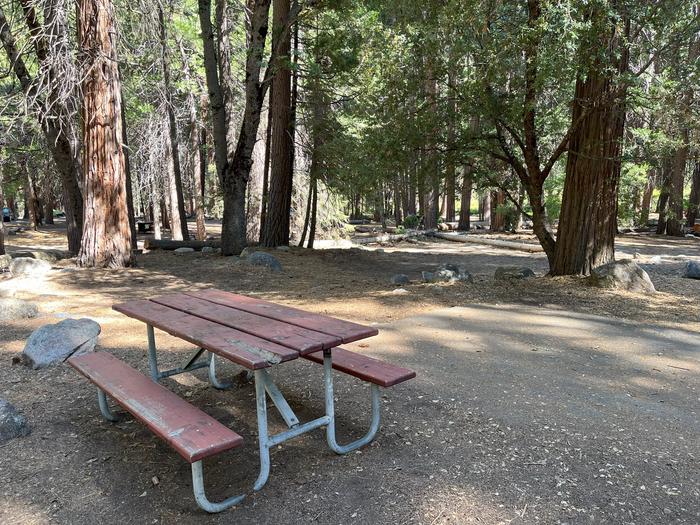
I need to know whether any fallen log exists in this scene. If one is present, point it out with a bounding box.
[144,239,221,251]
[353,229,434,245]
[430,232,544,253]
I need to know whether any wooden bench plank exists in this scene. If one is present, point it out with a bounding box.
[187,289,379,344]
[113,300,298,369]
[68,352,244,463]
[304,347,416,388]
[152,294,341,354]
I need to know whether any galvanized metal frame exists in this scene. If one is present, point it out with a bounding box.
[146,324,231,389]
[99,325,385,512]
[191,461,245,513]
[250,349,382,491]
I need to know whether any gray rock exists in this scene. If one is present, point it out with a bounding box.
[0,399,30,444]
[246,252,283,272]
[239,246,256,259]
[436,269,457,281]
[390,288,410,295]
[588,260,655,294]
[22,318,101,369]
[494,266,536,280]
[0,254,11,270]
[439,263,473,283]
[9,257,52,278]
[276,245,290,252]
[390,274,410,285]
[0,298,38,321]
[12,250,63,263]
[421,271,435,283]
[201,246,215,254]
[685,260,700,279]
[173,247,195,254]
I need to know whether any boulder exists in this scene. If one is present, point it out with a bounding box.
[390,274,410,285]
[276,245,290,252]
[390,288,410,295]
[201,246,215,254]
[239,246,256,259]
[494,266,535,280]
[588,260,655,294]
[173,247,195,254]
[421,271,435,283]
[9,257,52,278]
[0,298,38,321]
[22,318,101,369]
[0,254,11,270]
[440,263,473,283]
[685,260,700,279]
[12,250,64,263]
[0,399,30,444]
[246,252,283,272]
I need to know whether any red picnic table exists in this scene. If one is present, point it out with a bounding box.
[68,289,415,513]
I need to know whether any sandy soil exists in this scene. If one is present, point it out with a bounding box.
[0,223,698,524]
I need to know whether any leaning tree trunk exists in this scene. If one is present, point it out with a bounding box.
[77,0,133,267]
[551,13,629,276]
[261,0,294,247]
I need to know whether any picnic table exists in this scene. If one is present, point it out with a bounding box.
[68,289,415,513]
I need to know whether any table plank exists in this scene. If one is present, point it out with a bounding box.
[151,294,341,354]
[187,289,379,344]
[113,299,298,369]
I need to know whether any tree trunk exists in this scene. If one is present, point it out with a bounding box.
[458,165,473,231]
[159,6,188,241]
[490,190,506,231]
[0,165,4,256]
[639,168,655,226]
[551,11,629,276]
[199,0,275,255]
[308,170,318,249]
[656,159,672,233]
[0,3,83,253]
[422,62,439,230]
[687,157,700,228]
[259,84,273,241]
[445,71,456,222]
[120,86,138,249]
[77,0,133,267]
[261,0,293,247]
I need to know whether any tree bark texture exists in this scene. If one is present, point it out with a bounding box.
[261,0,294,247]
[77,0,133,267]
[551,10,629,276]
[458,165,473,231]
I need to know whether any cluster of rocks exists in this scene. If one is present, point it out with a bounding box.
[390,263,474,286]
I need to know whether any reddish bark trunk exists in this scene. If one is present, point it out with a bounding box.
[77,0,133,268]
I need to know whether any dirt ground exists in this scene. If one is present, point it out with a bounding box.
[0,222,698,524]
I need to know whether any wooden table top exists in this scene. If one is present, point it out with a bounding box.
[113,289,378,370]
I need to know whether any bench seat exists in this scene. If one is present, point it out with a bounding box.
[68,352,243,463]
[304,347,415,387]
